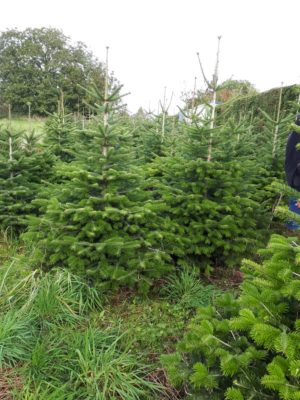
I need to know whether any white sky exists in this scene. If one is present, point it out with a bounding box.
[1,0,300,113]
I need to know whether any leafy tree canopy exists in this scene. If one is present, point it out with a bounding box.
[217,79,258,102]
[183,79,258,109]
[0,28,117,115]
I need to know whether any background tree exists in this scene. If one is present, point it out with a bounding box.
[217,79,258,102]
[183,79,258,110]
[0,28,118,115]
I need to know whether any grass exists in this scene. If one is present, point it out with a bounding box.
[0,310,36,368]
[0,117,46,136]
[15,382,75,400]
[0,251,162,398]
[98,296,192,358]
[0,240,220,399]
[161,267,220,308]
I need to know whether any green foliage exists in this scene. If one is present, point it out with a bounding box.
[101,299,187,357]
[190,362,218,389]
[21,84,282,290]
[16,383,75,400]
[219,84,300,126]
[1,53,293,292]
[183,79,257,110]
[0,310,36,367]
[161,268,218,309]
[0,28,117,115]
[0,261,161,400]
[1,33,298,400]
[162,234,300,399]
[71,328,159,399]
[29,270,101,326]
[147,155,269,269]
[0,267,101,319]
[0,125,54,234]
[43,112,79,162]
[23,85,180,292]
[0,117,46,136]
[225,388,244,400]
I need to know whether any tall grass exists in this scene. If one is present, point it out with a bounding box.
[70,328,160,399]
[0,268,101,318]
[0,310,36,368]
[16,382,75,400]
[0,263,161,399]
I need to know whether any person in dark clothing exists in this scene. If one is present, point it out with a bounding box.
[285,114,300,191]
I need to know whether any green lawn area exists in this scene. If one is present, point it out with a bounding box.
[0,117,46,136]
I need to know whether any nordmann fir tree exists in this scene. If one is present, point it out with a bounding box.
[24,51,177,292]
[144,96,270,272]
[192,36,286,218]
[245,94,297,219]
[210,114,277,218]
[147,157,267,271]
[256,84,292,178]
[127,88,182,164]
[138,111,174,162]
[162,234,300,400]
[0,125,53,234]
[43,111,79,163]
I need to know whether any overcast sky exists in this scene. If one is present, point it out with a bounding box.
[1,0,300,113]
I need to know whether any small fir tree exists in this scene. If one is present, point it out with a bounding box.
[146,154,268,271]
[162,234,300,400]
[0,126,53,234]
[43,112,79,162]
[23,84,180,292]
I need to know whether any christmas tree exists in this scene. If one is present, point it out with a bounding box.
[162,234,300,399]
[0,125,53,234]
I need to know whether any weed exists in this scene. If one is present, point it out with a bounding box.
[15,381,74,400]
[0,310,36,368]
[70,327,160,399]
[161,267,218,309]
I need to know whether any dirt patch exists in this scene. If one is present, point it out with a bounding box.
[147,367,186,400]
[0,368,23,400]
[206,267,243,289]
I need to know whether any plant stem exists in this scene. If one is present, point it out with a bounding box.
[8,104,13,179]
[272,82,283,158]
[60,89,65,123]
[28,102,32,132]
[191,76,197,115]
[208,36,222,162]
[161,86,167,142]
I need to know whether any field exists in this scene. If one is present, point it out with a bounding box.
[0,117,46,136]
[1,85,300,399]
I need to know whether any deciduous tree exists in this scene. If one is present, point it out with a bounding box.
[0,28,117,115]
